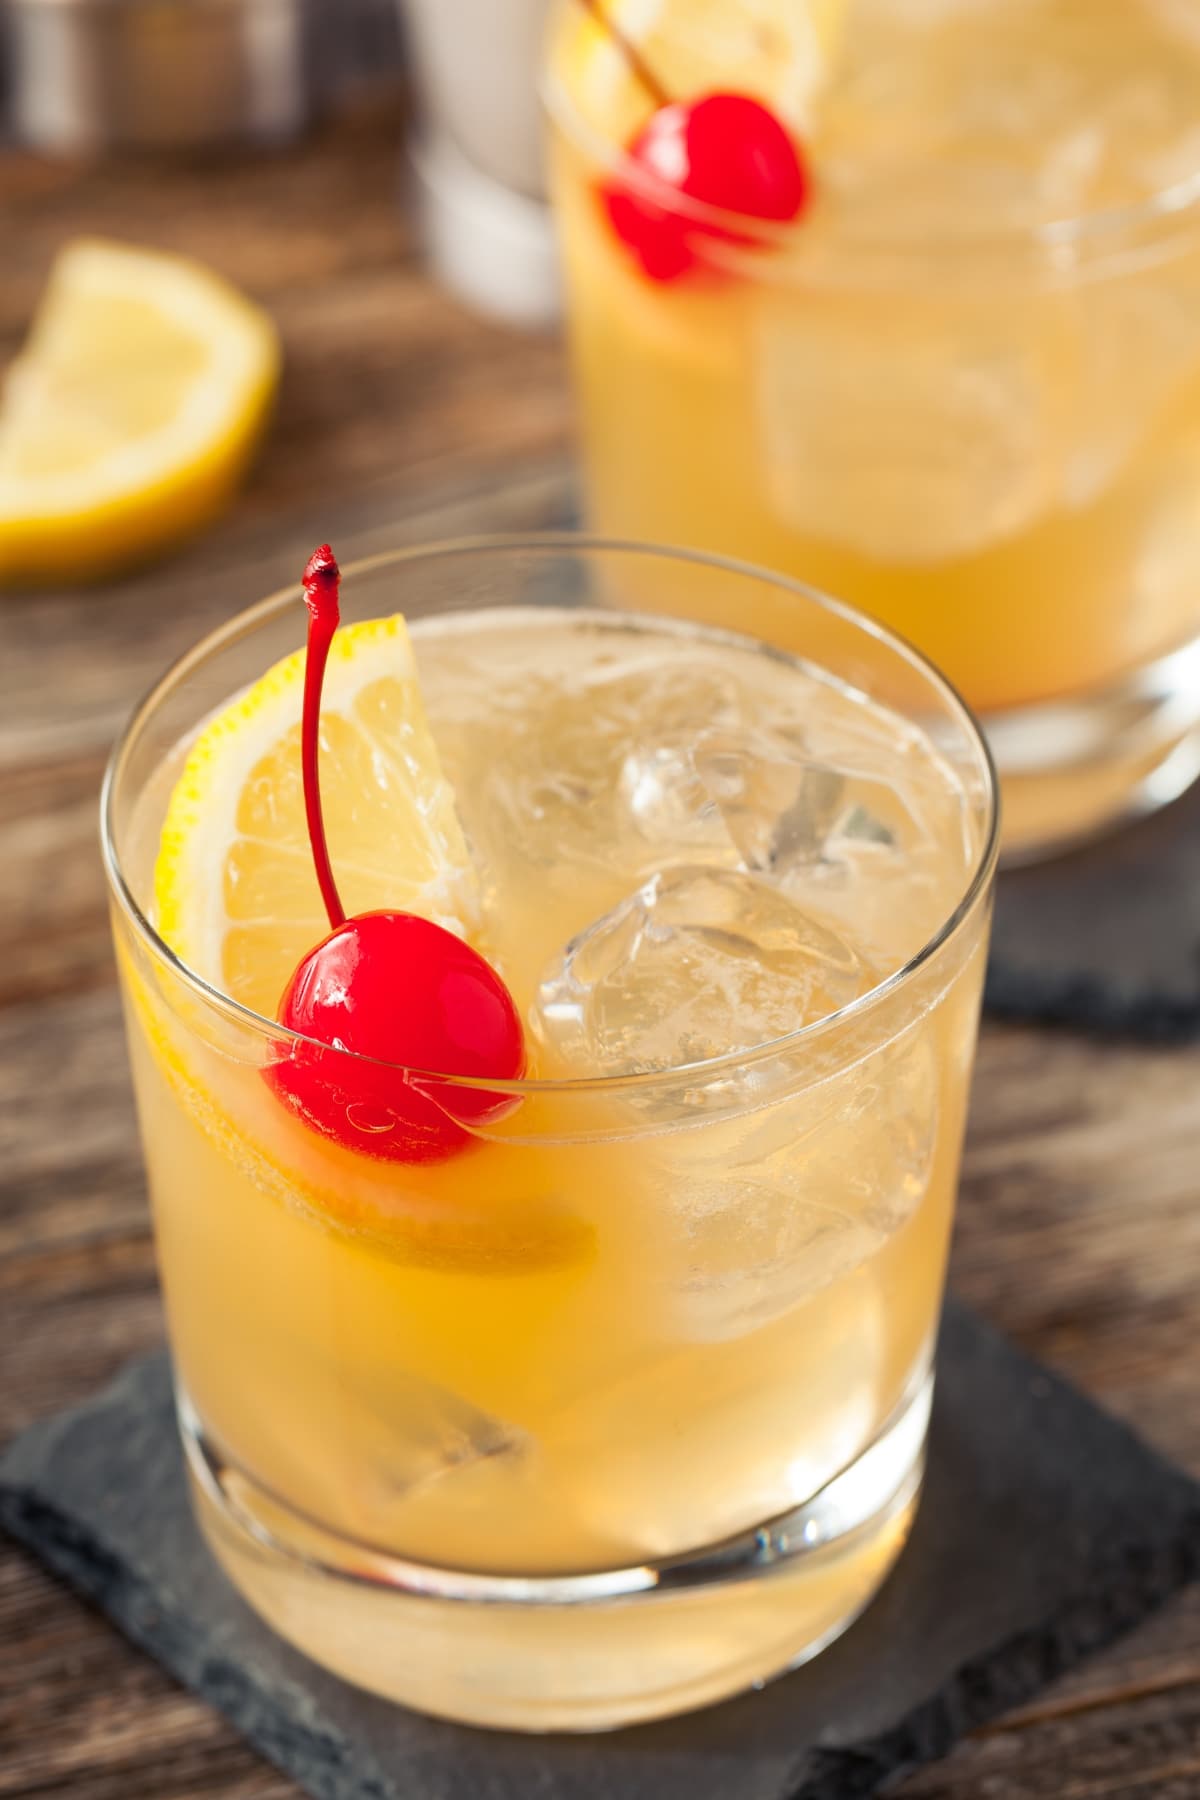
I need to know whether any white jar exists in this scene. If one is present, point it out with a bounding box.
[399,0,561,326]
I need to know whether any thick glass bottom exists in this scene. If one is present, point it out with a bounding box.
[181,1371,931,1733]
[990,629,1200,861]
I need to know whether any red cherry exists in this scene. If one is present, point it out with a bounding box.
[266,546,525,1164]
[603,92,811,283]
[271,912,525,1162]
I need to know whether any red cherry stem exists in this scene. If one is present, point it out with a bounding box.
[300,544,346,933]
[575,0,669,108]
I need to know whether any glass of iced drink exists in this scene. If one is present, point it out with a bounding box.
[103,537,997,1730]
[546,0,1200,856]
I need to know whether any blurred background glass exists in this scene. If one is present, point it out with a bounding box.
[545,0,1200,861]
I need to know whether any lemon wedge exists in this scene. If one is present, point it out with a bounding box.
[0,238,279,585]
[145,617,597,1273]
[154,613,481,1022]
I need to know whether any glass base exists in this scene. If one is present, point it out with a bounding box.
[180,1372,931,1733]
[990,630,1200,862]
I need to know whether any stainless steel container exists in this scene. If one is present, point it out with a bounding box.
[7,0,312,152]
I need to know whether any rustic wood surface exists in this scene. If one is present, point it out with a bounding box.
[2,102,1199,1800]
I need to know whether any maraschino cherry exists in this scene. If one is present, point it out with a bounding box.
[267,545,525,1163]
[578,0,811,281]
[606,94,811,281]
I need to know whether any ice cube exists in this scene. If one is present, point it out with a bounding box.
[691,723,950,878]
[548,1279,885,1558]
[790,1029,940,1238]
[697,711,973,969]
[461,655,744,878]
[250,1355,533,1560]
[617,742,733,861]
[346,1368,526,1504]
[827,0,1200,228]
[691,729,845,873]
[1067,271,1200,509]
[661,1027,938,1341]
[687,721,968,963]
[754,289,1063,564]
[672,1179,881,1342]
[532,866,869,1077]
[777,0,1200,557]
[335,1370,615,1571]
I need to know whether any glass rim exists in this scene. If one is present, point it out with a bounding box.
[542,44,1200,269]
[101,532,1000,1098]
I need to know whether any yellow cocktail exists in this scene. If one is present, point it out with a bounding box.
[104,539,996,1728]
[547,0,1200,853]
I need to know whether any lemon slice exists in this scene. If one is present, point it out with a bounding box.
[0,238,279,585]
[154,613,481,1022]
[142,615,602,1276]
[549,0,849,142]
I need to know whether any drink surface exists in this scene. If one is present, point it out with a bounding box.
[549,0,1200,718]
[123,605,986,1581]
[415,607,975,1030]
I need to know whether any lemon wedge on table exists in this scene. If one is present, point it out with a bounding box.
[0,239,279,586]
[153,614,482,1022]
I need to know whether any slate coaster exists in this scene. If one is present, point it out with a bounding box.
[2,1301,1198,1800]
[986,774,1200,1042]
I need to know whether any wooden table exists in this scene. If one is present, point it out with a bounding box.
[2,104,1198,1800]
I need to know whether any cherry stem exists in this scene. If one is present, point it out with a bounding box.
[575,0,670,108]
[300,545,346,933]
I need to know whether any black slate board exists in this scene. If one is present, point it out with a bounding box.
[2,1300,1198,1800]
[987,773,1200,1042]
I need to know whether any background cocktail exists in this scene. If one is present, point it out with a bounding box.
[547,0,1200,853]
[105,541,996,1729]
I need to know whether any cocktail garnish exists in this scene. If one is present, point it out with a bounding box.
[267,546,525,1162]
[606,94,812,281]
[577,1,812,281]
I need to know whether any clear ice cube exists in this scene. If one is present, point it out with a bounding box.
[763,0,1200,562]
[661,1027,938,1341]
[692,729,845,873]
[550,1280,885,1558]
[618,741,732,861]
[754,292,1062,564]
[461,656,744,878]
[788,1029,940,1237]
[829,0,1200,229]
[692,725,943,876]
[1067,270,1200,510]
[684,718,969,968]
[532,865,868,1077]
[347,1369,526,1504]
[672,1179,880,1342]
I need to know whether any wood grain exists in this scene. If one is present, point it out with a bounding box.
[2,102,1198,1800]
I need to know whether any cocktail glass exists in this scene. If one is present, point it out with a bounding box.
[103,537,997,1729]
[546,0,1200,857]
